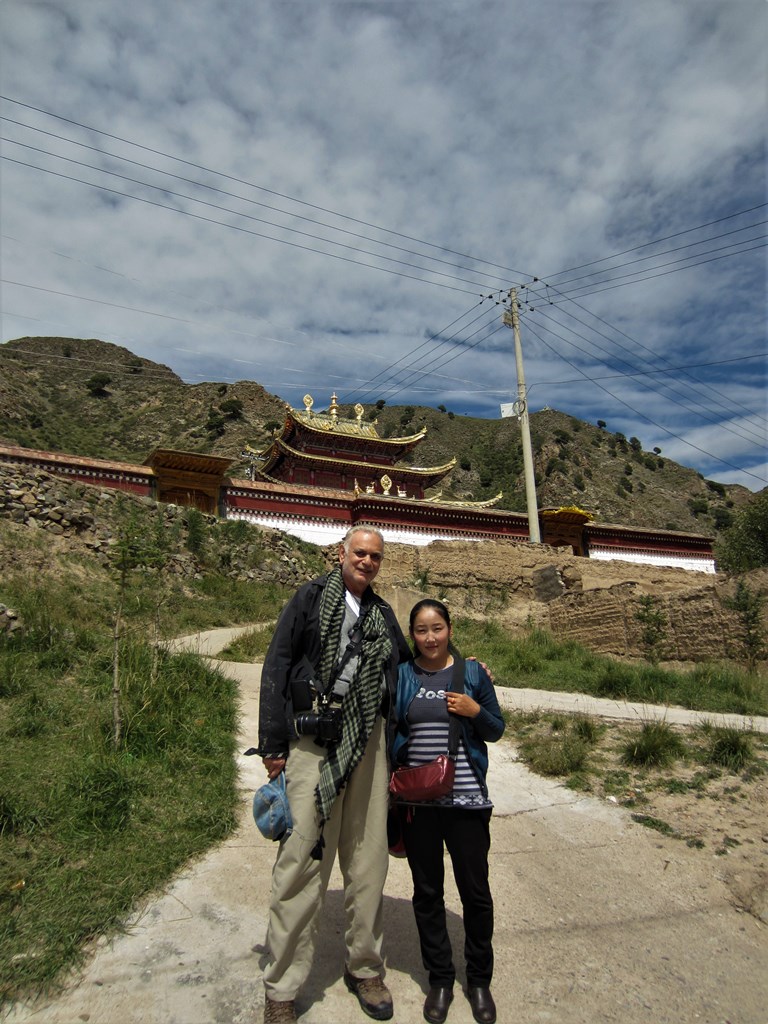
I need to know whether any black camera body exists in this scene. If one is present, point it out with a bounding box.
[295,704,343,744]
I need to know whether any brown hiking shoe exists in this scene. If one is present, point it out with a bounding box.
[343,970,394,1020]
[263,996,297,1024]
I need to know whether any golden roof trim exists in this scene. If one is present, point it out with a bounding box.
[424,491,503,509]
[292,409,427,445]
[270,438,455,477]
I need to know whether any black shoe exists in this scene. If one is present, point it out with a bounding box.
[467,986,496,1024]
[424,986,454,1024]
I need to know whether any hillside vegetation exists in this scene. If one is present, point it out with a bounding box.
[0,335,757,538]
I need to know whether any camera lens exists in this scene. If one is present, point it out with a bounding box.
[295,712,318,736]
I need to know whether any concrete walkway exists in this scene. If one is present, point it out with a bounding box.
[7,628,767,1024]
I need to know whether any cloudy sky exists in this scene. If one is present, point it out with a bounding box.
[1,0,765,489]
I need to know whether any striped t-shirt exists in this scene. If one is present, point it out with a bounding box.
[405,663,492,810]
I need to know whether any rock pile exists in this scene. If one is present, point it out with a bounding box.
[0,460,316,588]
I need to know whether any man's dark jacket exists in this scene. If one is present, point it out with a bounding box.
[256,573,411,757]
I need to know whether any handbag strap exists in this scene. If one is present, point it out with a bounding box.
[447,653,465,758]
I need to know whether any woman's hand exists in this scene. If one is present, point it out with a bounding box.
[446,692,480,718]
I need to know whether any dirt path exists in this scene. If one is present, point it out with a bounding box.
[6,630,767,1024]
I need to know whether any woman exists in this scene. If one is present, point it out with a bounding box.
[391,599,505,1024]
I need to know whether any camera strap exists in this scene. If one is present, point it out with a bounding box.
[447,654,466,759]
[317,602,373,701]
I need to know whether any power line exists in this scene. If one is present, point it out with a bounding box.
[531,283,767,427]
[521,318,767,485]
[1,116,516,288]
[524,306,767,446]
[1,152,496,296]
[0,96,532,280]
[538,203,768,281]
[3,96,765,299]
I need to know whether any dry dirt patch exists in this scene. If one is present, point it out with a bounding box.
[508,713,768,923]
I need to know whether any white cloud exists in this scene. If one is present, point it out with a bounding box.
[1,0,765,488]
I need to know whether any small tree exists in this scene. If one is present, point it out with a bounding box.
[85,372,111,396]
[716,491,768,573]
[220,398,244,420]
[185,508,206,556]
[725,581,766,670]
[597,420,606,430]
[635,595,668,664]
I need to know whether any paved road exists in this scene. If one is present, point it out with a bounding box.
[7,627,767,1024]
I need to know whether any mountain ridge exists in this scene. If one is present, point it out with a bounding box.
[0,335,755,536]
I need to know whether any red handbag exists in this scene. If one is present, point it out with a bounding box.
[389,655,465,803]
[389,753,456,801]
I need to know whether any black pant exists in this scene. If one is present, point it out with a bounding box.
[400,805,494,989]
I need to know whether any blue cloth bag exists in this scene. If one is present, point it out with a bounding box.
[252,771,293,841]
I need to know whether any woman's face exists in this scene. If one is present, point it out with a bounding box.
[410,606,451,666]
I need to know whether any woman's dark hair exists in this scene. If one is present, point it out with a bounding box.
[409,598,451,632]
[408,599,460,659]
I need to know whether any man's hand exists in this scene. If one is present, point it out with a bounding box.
[467,655,495,684]
[263,756,287,780]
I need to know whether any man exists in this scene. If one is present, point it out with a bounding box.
[256,526,410,1024]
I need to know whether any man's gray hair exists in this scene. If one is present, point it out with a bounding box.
[341,524,385,553]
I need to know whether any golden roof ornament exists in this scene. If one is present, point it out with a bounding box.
[303,394,313,411]
[354,403,364,425]
[329,393,339,422]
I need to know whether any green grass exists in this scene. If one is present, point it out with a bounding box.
[0,618,240,1006]
[218,622,276,662]
[620,721,687,768]
[452,618,768,716]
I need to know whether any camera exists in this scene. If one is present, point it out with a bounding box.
[294,705,343,744]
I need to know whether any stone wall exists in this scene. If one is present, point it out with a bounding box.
[374,539,767,666]
[2,458,765,665]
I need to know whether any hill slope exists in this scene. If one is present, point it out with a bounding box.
[0,336,753,536]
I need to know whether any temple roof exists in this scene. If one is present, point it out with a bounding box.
[255,436,455,484]
[247,392,454,486]
[145,448,234,476]
[249,393,428,461]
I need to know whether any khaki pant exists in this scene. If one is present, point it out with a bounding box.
[263,716,390,1000]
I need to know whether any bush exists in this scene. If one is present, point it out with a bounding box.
[716,491,768,572]
[703,727,754,771]
[621,721,686,767]
[85,373,111,396]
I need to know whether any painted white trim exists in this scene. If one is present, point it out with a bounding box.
[589,548,715,573]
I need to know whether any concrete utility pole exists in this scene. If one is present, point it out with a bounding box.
[503,289,541,543]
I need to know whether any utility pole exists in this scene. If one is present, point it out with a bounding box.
[503,289,541,542]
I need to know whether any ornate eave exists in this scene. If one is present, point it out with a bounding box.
[540,504,595,525]
[292,409,427,447]
[247,392,428,465]
[424,491,504,509]
[145,448,234,476]
[257,436,455,484]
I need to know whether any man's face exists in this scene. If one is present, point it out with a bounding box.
[339,531,384,598]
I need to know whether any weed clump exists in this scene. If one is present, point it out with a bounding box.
[621,721,686,768]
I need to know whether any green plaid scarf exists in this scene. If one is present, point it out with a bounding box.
[312,567,392,847]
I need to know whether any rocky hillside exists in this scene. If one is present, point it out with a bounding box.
[0,458,763,666]
[0,335,755,537]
